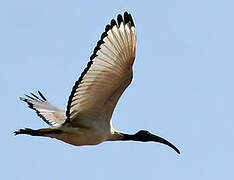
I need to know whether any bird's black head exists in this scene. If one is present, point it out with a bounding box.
[122,130,180,154]
[134,130,153,142]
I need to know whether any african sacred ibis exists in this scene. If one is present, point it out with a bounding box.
[15,12,180,154]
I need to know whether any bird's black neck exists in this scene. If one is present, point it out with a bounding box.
[121,133,145,141]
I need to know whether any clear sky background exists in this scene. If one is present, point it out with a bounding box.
[1,0,234,179]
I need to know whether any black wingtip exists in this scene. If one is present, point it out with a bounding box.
[30,92,39,99]
[116,12,135,27]
[105,24,112,32]
[25,94,36,101]
[128,13,135,27]
[117,14,123,26]
[20,91,47,102]
[123,11,135,27]
[110,19,117,27]
[100,31,108,40]
[124,12,130,22]
[38,90,47,101]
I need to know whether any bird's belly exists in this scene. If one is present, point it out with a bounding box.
[55,127,110,146]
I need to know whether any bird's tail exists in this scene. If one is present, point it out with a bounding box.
[14,128,62,137]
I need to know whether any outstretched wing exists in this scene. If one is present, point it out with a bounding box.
[20,91,66,126]
[65,12,137,125]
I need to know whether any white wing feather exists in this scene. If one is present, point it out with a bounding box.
[20,91,66,126]
[66,12,136,126]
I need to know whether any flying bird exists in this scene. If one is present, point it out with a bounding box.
[15,12,180,154]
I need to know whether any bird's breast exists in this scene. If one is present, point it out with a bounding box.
[55,125,112,146]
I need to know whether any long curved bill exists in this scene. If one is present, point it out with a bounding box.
[150,133,180,154]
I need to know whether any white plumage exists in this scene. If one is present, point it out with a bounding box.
[15,12,180,154]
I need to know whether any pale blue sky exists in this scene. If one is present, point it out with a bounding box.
[1,0,234,179]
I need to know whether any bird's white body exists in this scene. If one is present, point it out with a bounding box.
[16,12,135,146]
[49,119,121,146]
[51,125,112,146]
